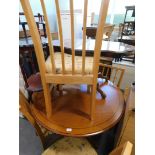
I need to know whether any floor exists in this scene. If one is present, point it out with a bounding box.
[19,117,43,155]
[119,111,135,155]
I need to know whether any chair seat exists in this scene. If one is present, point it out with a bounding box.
[42,137,97,155]
[45,53,94,74]
[27,73,42,92]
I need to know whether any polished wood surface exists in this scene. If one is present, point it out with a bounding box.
[31,83,125,137]
[19,38,134,56]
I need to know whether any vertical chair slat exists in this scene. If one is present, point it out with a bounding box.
[91,0,110,120]
[82,0,88,75]
[117,69,125,87]
[70,0,75,74]
[40,0,56,74]
[113,69,118,84]
[55,0,65,74]
[20,0,52,118]
[102,66,105,76]
[106,67,110,77]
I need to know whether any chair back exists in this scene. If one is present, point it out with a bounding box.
[20,0,110,120]
[109,141,133,155]
[99,63,125,88]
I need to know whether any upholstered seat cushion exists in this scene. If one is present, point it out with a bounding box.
[45,52,94,74]
[42,137,97,155]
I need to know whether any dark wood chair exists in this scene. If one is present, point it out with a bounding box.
[19,47,43,102]
[19,90,63,149]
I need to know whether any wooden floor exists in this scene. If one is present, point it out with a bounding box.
[119,111,135,155]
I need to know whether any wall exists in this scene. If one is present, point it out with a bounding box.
[19,0,57,32]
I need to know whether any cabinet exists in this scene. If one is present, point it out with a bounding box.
[119,6,135,46]
[60,10,83,40]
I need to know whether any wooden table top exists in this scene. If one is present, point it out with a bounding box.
[19,37,134,55]
[31,82,125,137]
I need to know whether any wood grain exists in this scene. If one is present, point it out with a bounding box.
[31,83,124,137]
[82,0,88,75]
[20,0,52,118]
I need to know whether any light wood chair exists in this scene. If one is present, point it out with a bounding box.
[98,63,125,88]
[116,85,134,146]
[20,0,110,121]
[109,141,133,155]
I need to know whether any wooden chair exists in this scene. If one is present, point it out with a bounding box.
[19,47,43,102]
[19,90,97,153]
[116,85,135,146]
[109,141,133,155]
[19,90,63,149]
[98,63,125,88]
[20,0,110,121]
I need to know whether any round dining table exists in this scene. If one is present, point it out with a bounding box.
[30,82,125,154]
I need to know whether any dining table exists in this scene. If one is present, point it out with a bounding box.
[30,82,125,155]
[19,37,135,61]
[19,37,128,154]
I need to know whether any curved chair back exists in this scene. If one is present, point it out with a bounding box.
[20,0,110,120]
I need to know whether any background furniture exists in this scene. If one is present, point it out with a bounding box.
[119,6,135,45]
[19,12,47,39]
[118,6,135,63]
[19,44,49,101]
[85,24,115,40]
[60,9,83,40]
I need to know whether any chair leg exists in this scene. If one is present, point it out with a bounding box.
[57,84,63,96]
[87,85,91,93]
[28,91,33,103]
[97,83,106,99]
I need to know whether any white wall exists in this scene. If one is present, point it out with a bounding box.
[19,0,57,32]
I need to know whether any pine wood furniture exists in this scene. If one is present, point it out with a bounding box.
[20,0,125,140]
[20,0,111,121]
[110,141,133,155]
